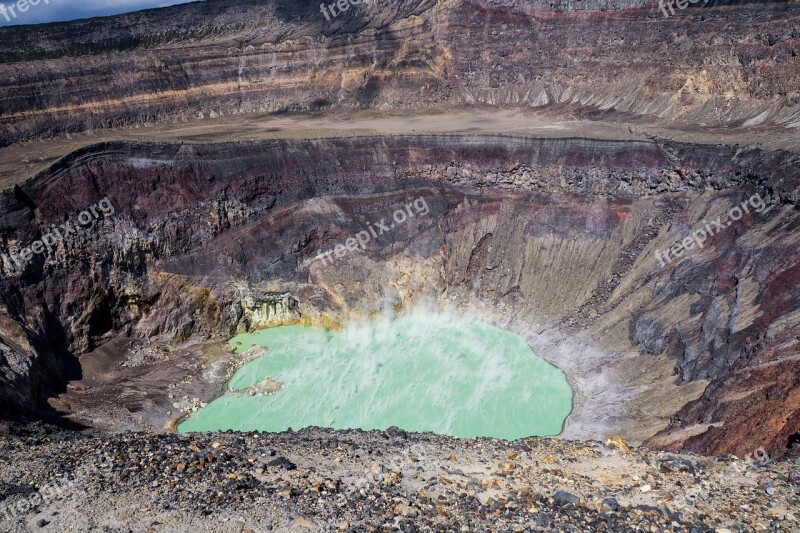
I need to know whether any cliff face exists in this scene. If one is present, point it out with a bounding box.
[0,0,798,146]
[0,136,798,457]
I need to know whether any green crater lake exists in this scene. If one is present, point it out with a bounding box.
[179,312,573,439]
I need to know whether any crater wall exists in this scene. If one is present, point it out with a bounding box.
[0,135,798,456]
[0,0,798,145]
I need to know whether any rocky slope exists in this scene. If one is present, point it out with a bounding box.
[0,135,798,459]
[0,0,798,146]
[0,422,798,531]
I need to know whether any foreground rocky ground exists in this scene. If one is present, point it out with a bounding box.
[0,423,798,532]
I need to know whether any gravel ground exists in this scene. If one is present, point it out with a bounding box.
[1,423,798,532]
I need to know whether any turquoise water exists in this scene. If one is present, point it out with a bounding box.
[179,313,573,439]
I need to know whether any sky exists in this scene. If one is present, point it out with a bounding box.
[0,0,198,26]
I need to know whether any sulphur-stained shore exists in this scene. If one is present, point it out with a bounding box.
[0,422,798,532]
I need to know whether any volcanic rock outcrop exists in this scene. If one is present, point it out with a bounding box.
[0,135,798,459]
[0,0,798,146]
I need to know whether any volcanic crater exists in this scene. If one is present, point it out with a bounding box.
[0,134,796,459]
[1,0,800,529]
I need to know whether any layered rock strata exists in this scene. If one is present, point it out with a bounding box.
[0,0,798,146]
[0,135,797,458]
